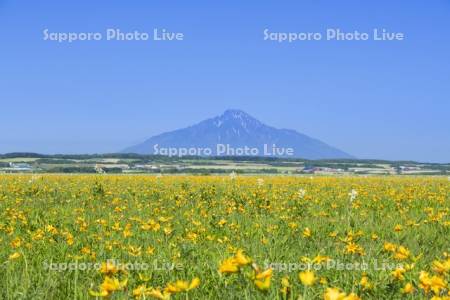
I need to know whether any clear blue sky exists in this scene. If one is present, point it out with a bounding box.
[1,0,449,162]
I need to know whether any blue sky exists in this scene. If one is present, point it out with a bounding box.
[0,0,449,162]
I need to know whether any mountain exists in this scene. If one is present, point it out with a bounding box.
[123,109,353,159]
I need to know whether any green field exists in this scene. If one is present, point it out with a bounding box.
[0,175,449,299]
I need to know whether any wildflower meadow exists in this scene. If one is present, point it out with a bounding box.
[0,175,448,299]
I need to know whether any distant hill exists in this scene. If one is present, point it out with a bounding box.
[122,109,353,159]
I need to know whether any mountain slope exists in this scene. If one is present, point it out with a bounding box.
[123,109,353,159]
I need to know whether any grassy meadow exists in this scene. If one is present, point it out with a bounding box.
[0,175,448,299]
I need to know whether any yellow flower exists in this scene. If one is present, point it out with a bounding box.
[254,268,272,291]
[158,216,172,223]
[10,237,21,248]
[419,271,432,292]
[299,270,316,286]
[65,233,74,246]
[219,257,239,274]
[359,275,372,290]
[100,276,127,294]
[99,261,119,275]
[235,250,251,266]
[312,255,331,264]
[429,275,447,295]
[165,281,188,293]
[303,227,312,238]
[89,289,109,297]
[46,224,58,234]
[133,285,150,298]
[217,219,227,226]
[383,242,396,252]
[8,252,21,260]
[433,259,450,274]
[280,276,290,296]
[394,224,403,232]
[343,293,361,300]
[345,242,364,255]
[165,278,200,293]
[147,288,171,300]
[90,276,127,297]
[255,268,273,280]
[391,267,406,281]
[146,246,155,256]
[254,277,271,291]
[288,222,298,229]
[323,287,346,300]
[401,282,415,294]
[429,296,450,300]
[394,246,410,260]
[188,277,201,290]
[128,246,142,257]
[418,271,446,294]
[186,232,198,242]
[219,250,251,274]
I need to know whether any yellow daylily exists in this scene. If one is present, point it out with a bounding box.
[253,268,272,291]
[219,257,239,274]
[323,287,346,300]
[280,276,290,296]
[8,252,21,260]
[165,278,200,293]
[299,270,316,286]
[401,282,415,294]
[235,250,251,266]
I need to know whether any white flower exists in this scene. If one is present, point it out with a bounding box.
[349,189,358,202]
[298,188,306,198]
[229,171,237,180]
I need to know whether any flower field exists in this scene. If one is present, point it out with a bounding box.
[0,175,449,299]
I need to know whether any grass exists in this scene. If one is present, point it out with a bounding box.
[0,175,448,299]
